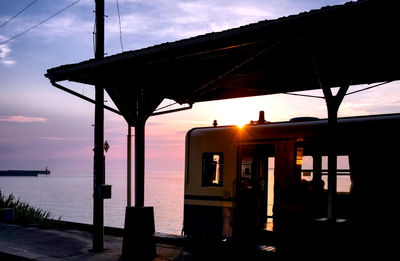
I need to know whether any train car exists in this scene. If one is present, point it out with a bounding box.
[183,111,400,255]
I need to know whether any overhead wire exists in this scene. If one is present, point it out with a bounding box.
[345,81,392,96]
[282,81,393,99]
[0,0,81,46]
[282,92,324,99]
[115,0,124,52]
[0,0,38,30]
[154,101,179,112]
[93,8,96,56]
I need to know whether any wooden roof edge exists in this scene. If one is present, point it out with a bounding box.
[45,0,369,82]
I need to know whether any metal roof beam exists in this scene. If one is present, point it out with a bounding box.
[51,81,121,115]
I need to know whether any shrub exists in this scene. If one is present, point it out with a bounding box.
[0,189,60,227]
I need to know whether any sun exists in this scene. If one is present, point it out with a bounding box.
[234,118,250,128]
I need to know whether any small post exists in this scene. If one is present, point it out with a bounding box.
[127,125,132,207]
[135,118,145,207]
[134,87,146,208]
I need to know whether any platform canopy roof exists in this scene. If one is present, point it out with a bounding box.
[45,0,400,126]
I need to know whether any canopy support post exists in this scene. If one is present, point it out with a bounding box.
[312,53,351,221]
[321,82,350,221]
[122,88,156,259]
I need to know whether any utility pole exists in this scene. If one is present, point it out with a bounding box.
[93,0,105,252]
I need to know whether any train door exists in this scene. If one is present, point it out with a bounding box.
[235,144,275,241]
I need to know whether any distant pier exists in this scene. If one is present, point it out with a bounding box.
[0,168,50,177]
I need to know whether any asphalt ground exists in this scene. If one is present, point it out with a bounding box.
[0,223,191,260]
[0,223,279,260]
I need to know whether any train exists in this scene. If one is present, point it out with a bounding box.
[182,111,400,256]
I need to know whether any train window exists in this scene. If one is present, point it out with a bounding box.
[301,156,313,182]
[338,155,350,169]
[321,155,352,192]
[266,156,275,231]
[241,159,253,178]
[202,153,223,187]
[337,155,351,193]
[322,156,328,170]
[240,147,255,178]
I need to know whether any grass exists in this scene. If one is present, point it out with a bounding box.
[0,189,60,227]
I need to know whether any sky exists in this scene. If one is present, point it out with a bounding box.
[1,0,400,176]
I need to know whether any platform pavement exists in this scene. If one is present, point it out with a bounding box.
[0,223,282,260]
[0,223,191,260]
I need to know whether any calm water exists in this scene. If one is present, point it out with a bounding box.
[0,172,184,235]
[0,171,350,235]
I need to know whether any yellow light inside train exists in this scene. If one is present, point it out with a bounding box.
[296,147,303,165]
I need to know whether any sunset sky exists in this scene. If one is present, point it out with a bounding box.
[1,0,400,176]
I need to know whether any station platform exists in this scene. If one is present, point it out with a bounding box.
[0,223,190,260]
[0,223,278,260]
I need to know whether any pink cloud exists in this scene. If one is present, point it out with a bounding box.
[0,115,47,123]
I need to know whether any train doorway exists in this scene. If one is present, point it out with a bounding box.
[235,144,275,242]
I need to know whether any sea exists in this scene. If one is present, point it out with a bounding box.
[0,172,184,235]
[0,170,350,235]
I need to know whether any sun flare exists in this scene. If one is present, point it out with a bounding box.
[203,97,269,127]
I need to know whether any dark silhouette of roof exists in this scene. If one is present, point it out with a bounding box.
[45,0,400,126]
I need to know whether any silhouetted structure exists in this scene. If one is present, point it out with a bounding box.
[45,0,400,258]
